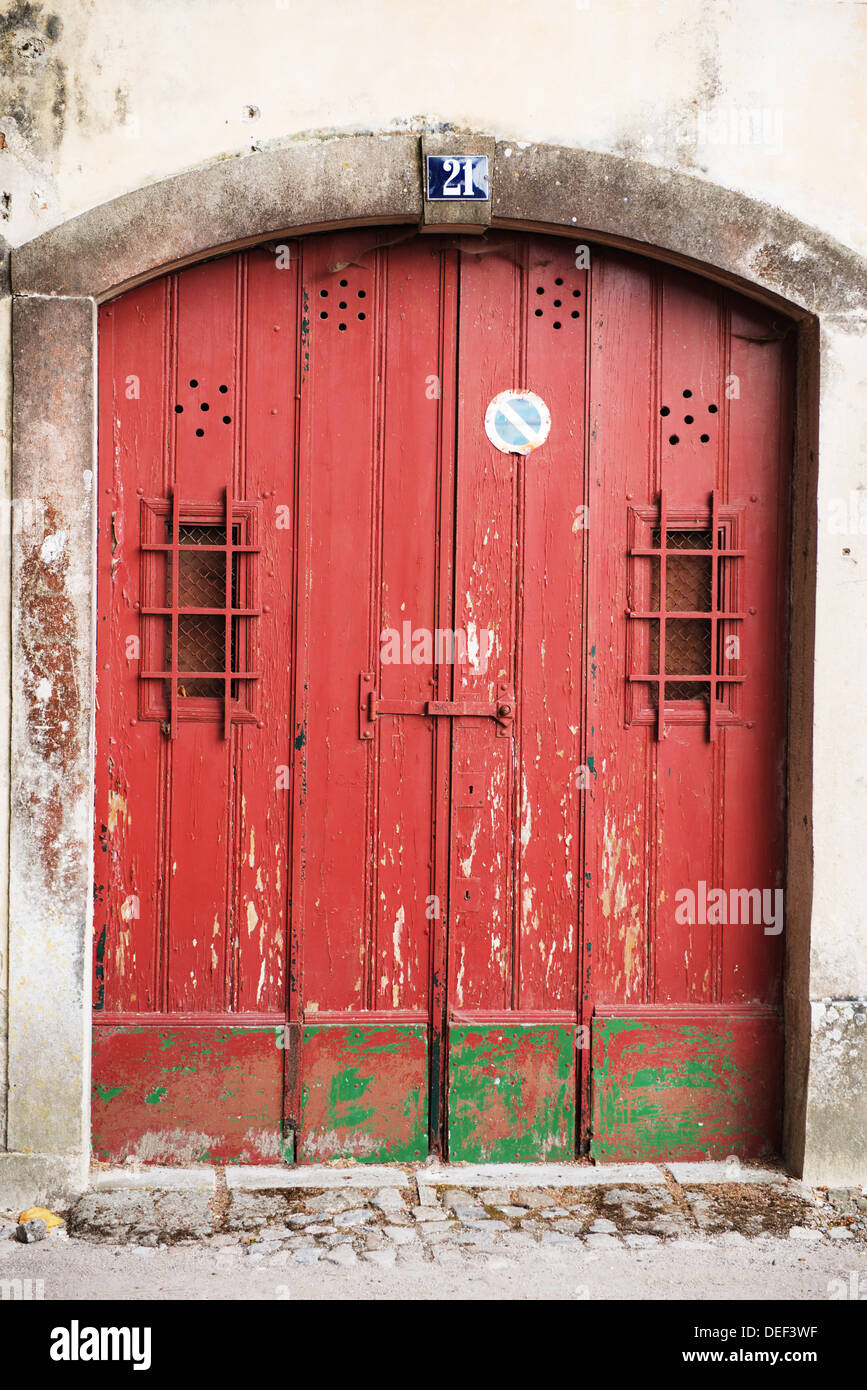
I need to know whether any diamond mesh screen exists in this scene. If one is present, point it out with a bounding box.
[648,530,714,702]
[164,524,234,699]
[177,524,227,546]
[663,556,711,612]
[651,527,712,550]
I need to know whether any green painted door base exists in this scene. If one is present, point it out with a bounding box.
[91,1025,284,1164]
[298,1023,428,1163]
[590,1011,783,1161]
[448,1022,576,1161]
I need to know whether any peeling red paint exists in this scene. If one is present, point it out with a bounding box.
[93,235,792,1164]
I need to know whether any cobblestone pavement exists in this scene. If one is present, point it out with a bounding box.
[2,1167,865,1298]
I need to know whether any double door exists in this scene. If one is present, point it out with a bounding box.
[93,228,790,1166]
[293,231,586,1160]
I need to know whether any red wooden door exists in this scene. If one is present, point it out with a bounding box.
[94,253,298,1162]
[93,230,791,1165]
[584,256,791,1160]
[443,244,586,1159]
[288,231,457,1160]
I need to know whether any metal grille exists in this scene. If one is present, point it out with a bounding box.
[164,524,240,699]
[628,491,745,739]
[140,490,261,737]
[649,538,713,700]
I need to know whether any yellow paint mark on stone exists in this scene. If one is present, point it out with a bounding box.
[19,1207,64,1229]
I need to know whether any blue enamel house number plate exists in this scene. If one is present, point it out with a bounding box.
[426,154,490,202]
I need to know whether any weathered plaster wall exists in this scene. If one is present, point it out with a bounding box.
[0,0,865,1188]
[0,0,866,256]
[0,251,10,1155]
[4,293,94,1207]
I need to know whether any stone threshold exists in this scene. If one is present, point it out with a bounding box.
[89,1160,789,1193]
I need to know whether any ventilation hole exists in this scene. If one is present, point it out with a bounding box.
[708,403,718,413]
[195,428,204,437]
[572,289,581,297]
[571,310,580,319]
[320,311,328,319]
[189,379,198,388]
[357,312,366,321]
[320,289,328,298]
[660,406,670,417]
[536,286,544,295]
[683,389,693,398]
[338,301,347,309]
[219,384,228,394]
[222,416,231,425]
[669,434,680,445]
[700,433,710,443]
[358,289,366,298]
[535,308,543,317]
[339,279,348,287]
[555,277,564,286]
[553,321,562,330]
[553,299,562,307]
[174,405,183,414]
[684,414,694,424]
[200,403,209,412]
[338,323,347,331]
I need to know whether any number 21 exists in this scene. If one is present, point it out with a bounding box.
[442,156,475,197]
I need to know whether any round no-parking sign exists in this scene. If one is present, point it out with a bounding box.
[485,390,551,456]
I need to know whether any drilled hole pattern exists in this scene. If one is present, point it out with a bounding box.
[533,271,582,329]
[174,380,232,437]
[317,277,368,330]
[659,391,717,444]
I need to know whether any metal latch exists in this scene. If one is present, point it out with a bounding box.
[359,672,515,740]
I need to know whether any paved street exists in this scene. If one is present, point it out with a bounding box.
[3,1165,865,1300]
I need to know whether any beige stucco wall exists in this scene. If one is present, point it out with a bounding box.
[1,1,866,255]
[0,0,865,1187]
